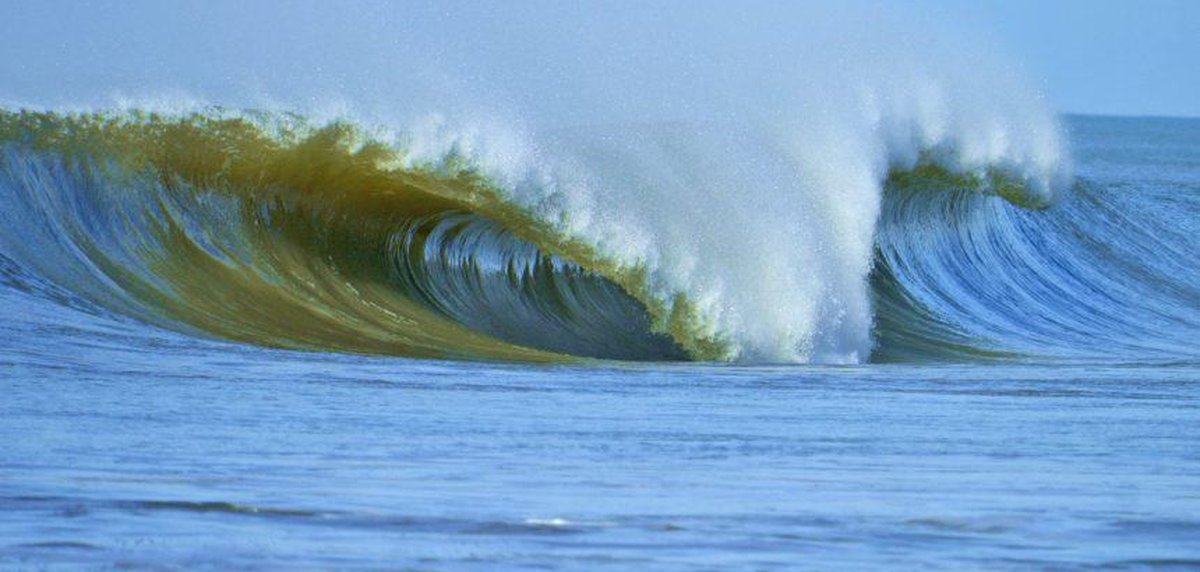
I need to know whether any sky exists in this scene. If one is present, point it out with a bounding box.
[0,0,1197,118]
[917,0,1200,118]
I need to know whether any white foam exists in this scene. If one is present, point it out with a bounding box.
[395,60,1069,363]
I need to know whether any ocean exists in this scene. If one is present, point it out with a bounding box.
[1,109,1197,570]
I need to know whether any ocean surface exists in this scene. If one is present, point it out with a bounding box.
[1,114,1198,570]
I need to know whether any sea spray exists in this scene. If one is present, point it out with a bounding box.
[0,3,1073,363]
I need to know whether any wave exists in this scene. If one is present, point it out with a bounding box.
[1,108,1191,364]
[875,161,1200,363]
[0,110,694,362]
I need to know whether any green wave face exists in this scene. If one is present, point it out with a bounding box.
[0,110,697,362]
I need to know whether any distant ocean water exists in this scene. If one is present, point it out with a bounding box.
[1,114,1198,570]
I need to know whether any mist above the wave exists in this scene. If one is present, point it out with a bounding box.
[0,1,1039,125]
[1,1,1069,362]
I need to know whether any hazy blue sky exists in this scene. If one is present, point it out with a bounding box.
[919,0,1200,117]
[1,0,1196,118]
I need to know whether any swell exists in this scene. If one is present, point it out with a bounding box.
[874,165,1200,362]
[3,109,1191,364]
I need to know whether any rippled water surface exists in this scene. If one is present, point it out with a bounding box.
[3,318,1199,569]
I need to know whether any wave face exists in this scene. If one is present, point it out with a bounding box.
[0,112,689,362]
[1,109,1197,364]
[874,117,1200,363]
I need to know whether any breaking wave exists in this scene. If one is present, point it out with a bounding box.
[0,106,1191,364]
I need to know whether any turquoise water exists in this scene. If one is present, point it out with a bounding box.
[2,116,1199,569]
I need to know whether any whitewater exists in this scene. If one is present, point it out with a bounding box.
[2,2,1198,569]
[0,57,1078,366]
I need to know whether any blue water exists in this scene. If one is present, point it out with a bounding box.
[2,116,1199,570]
[4,336,1199,570]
